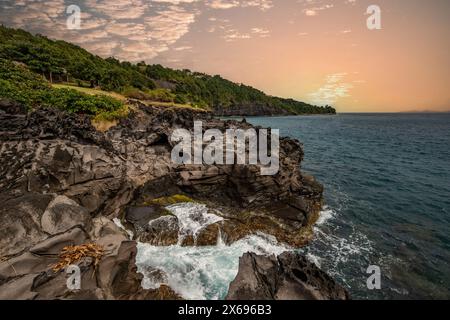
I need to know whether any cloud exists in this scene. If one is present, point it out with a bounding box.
[174,46,193,51]
[0,0,274,61]
[145,6,196,42]
[308,73,353,106]
[208,0,273,11]
[242,0,274,11]
[209,0,240,10]
[0,0,202,62]
[303,4,334,17]
[298,0,334,17]
[223,29,251,41]
[0,0,66,31]
[85,0,147,20]
[251,27,270,35]
[222,26,270,41]
[152,0,202,4]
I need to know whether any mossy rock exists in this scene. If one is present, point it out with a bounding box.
[145,194,196,206]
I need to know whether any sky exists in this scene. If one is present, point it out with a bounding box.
[0,0,449,112]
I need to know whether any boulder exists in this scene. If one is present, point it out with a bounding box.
[41,195,91,235]
[226,252,350,300]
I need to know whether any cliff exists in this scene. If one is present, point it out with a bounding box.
[0,98,347,300]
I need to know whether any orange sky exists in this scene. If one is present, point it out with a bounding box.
[1,0,449,112]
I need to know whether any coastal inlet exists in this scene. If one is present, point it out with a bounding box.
[0,101,348,300]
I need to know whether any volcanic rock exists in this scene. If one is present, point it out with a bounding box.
[226,252,350,300]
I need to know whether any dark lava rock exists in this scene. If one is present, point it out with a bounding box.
[226,252,350,300]
[140,215,180,246]
[125,205,170,230]
[0,98,27,114]
[0,100,330,299]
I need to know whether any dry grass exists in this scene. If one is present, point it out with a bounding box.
[52,83,126,101]
[52,243,104,272]
[91,118,119,132]
[141,100,210,112]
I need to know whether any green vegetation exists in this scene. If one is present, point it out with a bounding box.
[0,25,336,115]
[144,64,336,114]
[0,58,126,119]
[0,26,155,92]
[147,194,196,206]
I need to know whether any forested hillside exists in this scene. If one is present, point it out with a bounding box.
[0,26,335,115]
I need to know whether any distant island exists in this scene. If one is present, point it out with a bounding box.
[0,25,335,117]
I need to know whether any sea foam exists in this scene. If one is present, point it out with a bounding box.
[135,202,290,300]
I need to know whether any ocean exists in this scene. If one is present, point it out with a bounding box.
[134,113,450,300]
[246,113,450,299]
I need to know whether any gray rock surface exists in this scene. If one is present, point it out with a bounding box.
[0,100,332,299]
[227,252,350,300]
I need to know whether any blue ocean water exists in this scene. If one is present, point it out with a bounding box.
[246,113,450,300]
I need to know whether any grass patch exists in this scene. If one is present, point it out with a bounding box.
[52,83,126,101]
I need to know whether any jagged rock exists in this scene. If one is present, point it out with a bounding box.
[124,204,181,245]
[193,208,315,247]
[0,274,39,300]
[0,98,27,115]
[30,227,88,256]
[226,252,350,300]
[0,227,89,299]
[90,217,129,255]
[0,101,327,299]
[125,205,170,231]
[41,195,91,235]
[140,215,179,246]
[0,231,178,300]
[0,193,55,257]
[195,223,221,246]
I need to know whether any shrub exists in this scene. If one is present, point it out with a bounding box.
[145,88,176,102]
[0,58,125,119]
[121,86,149,100]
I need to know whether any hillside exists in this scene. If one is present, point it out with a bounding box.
[0,26,335,115]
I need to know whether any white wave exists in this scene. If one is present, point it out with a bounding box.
[300,203,376,292]
[313,227,373,265]
[166,202,224,243]
[316,206,336,225]
[136,233,291,300]
[306,253,322,268]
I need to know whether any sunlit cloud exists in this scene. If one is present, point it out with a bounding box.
[308,73,353,106]
[0,0,448,111]
[85,0,147,20]
[297,0,335,17]
[208,0,273,11]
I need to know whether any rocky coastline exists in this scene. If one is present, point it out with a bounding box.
[0,99,348,300]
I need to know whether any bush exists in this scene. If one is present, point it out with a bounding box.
[174,94,187,104]
[145,88,175,103]
[40,88,123,115]
[0,58,125,118]
[121,87,149,100]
